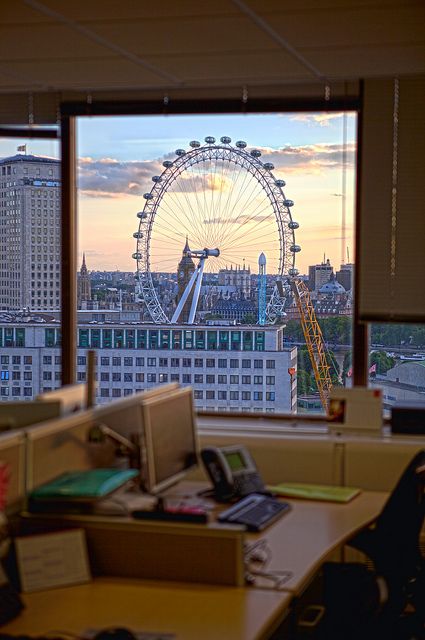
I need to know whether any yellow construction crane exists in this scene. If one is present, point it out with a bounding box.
[290,278,333,411]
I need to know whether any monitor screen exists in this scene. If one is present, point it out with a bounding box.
[141,386,199,494]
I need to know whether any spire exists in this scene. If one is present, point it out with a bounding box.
[183,235,190,254]
[82,252,86,269]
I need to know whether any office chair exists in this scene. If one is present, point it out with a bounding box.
[319,450,425,640]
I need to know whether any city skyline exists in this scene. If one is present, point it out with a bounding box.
[0,111,356,274]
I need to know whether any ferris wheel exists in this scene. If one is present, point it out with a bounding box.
[132,136,300,324]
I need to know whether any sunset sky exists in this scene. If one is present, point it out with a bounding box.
[1,111,356,275]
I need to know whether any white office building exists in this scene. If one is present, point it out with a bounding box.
[0,319,297,413]
[0,154,61,311]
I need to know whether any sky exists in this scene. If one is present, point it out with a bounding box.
[0,111,356,274]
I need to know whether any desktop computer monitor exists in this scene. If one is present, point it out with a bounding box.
[141,386,199,494]
[0,401,61,431]
[36,384,87,414]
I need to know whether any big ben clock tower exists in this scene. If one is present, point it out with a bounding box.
[176,236,195,323]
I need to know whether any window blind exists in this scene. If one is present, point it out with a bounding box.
[358,75,425,322]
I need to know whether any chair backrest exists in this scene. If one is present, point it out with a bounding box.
[375,449,425,573]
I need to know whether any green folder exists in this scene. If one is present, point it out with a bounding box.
[268,482,361,503]
[30,468,139,502]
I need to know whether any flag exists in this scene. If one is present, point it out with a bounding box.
[288,367,296,376]
[346,367,352,377]
[369,363,377,374]
[17,144,26,153]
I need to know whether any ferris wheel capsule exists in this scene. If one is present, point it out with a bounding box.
[288,268,299,276]
[250,149,261,158]
[152,176,161,183]
[205,136,216,144]
[175,149,186,156]
[236,140,247,148]
[163,160,173,168]
[283,199,294,207]
[190,140,200,148]
[263,162,274,171]
[143,193,153,200]
[275,179,286,187]
[137,211,147,219]
[133,231,144,239]
[220,136,231,144]
[290,244,301,253]
[132,252,142,260]
[288,221,299,229]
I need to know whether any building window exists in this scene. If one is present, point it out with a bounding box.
[171,358,180,367]
[43,371,52,381]
[147,357,156,367]
[43,355,52,365]
[194,358,203,367]
[77,372,86,381]
[206,358,215,368]
[242,391,251,401]
[194,390,203,399]
[194,374,203,383]
[124,373,133,382]
[182,374,191,383]
[266,360,276,369]
[230,391,239,400]
[112,357,121,366]
[12,387,21,396]
[112,389,121,398]
[206,374,215,384]
[170,374,179,382]
[266,376,275,385]
[254,360,263,369]
[101,357,110,366]
[159,373,168,383]
[101,372,110,381]
[242,359,251,368]
[230,359,239,368]
[266,392,276,401]
[124,357,133,367]
[159,358,168,367]
[12,371,21,381]
[254,376,263,384]
[77,356,86,366]
[218,390,227,400]
[23,372,32,380]
[136,357,144,366]
[206,390,215,400]
[136,373,144,382]
[218,358,227,368]
[183,358,191,367]
[218,375,227,384]
[12,356,21,365]
[254,391,263,401]
[242,375,251,384]
[230,375,239,384]
[101,389,110,398]
[147,373,156,383]
[112,372,121,382]
[24,356,32,365]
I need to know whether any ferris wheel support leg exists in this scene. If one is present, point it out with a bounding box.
[188,258,206,325]
[171,266,200,324]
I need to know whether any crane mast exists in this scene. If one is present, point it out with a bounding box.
[290,278,333,411]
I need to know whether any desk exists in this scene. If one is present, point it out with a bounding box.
[0,577,292,640]
[5,490,388,639]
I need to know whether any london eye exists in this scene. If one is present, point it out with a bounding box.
[132,136,300,324]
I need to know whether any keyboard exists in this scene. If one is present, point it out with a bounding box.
[218,493,291,531]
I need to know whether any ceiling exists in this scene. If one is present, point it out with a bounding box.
[0,0,424,96]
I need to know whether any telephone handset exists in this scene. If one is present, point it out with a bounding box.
[201,445,266,502]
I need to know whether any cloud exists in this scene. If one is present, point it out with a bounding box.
[78,141,355,198]
[78,156,163,197]
[289,113,348,126]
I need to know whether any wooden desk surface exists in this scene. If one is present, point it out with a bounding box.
[1,577,292,640]
[250,490,387,595]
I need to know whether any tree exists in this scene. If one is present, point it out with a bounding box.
[370,350,395,374]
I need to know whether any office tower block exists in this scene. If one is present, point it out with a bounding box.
[0,154,61,311]
[336,263,355,292]
[308,258,333,293]
[77,253,92,307]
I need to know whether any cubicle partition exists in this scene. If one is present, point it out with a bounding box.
[0,431,26,512]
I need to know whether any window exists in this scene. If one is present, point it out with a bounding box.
[124,373,133,382]
[254,375,263,384]
[147,373,156,383]
[242,375,251,384]
[147,357,156,367]
[136,372,144,382]
[43,355,52,365]
[101,357,110,366]
[194,374,203,383]
[254,391,263,401]
[230,359,239,368]
[101,389,110,398]
[266,376,275,385]
[112,372,121,381]
[12,387,21,396]
[112,388,121,398]
[194,390,203,399]
[159,358,168,367]
[266,360,275,369]
[159,373,168,383]
[112,357,121,366]
[182,374,191,383]
[266,392,275,401]
[77,372,86,381]
[12,371,21,380]
[194,358,203,367]
[206,390,215,400]
[170,373,179,382]
[171,358,180,367]
[242,391,251,400]
[206,374,215,384]
[230,391,239,400]
[101,372,110,381]
[12,355,21,365]
[183,358,191,367]
[218,358,227,368]
[206,359,215,368]
[242,359,251,368]
[218,375,227,384]
[136,357,144,366]
[124,357,133,367]
[77,356,86,366]
[43,371,52,380]
[218,390,227,400]
[230,375,239,384]
[24,356,32,365]
[23,371,32,380]
[254,360,263,369]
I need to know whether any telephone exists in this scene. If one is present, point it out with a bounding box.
[201,445,266,502]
